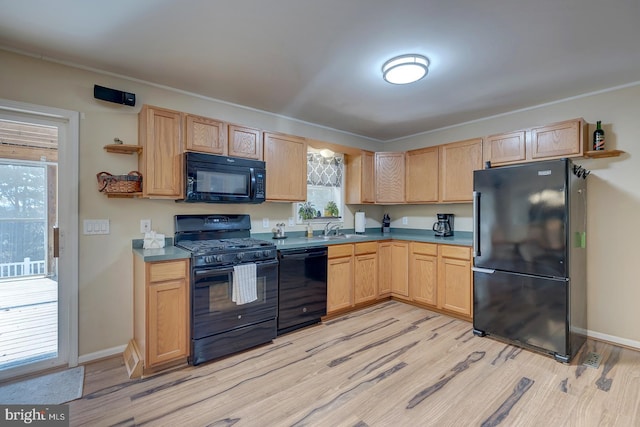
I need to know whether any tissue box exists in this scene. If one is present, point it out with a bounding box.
[143,231,165,249]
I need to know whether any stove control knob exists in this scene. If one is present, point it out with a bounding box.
[204,256,213,264]
[253,252,262,259]
[236,252,244,261]
[215,255,224,263]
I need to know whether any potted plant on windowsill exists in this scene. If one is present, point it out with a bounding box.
[298,202,316,220]
[325,201,339,217]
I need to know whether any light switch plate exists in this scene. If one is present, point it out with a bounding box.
[84,219,110,235]
[402,216,408,225]
[262,218,270,228]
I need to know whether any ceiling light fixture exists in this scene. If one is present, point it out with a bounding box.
[382,54,429,85]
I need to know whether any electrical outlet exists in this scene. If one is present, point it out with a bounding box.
[288,217,295,226]
[263,218,270,228]
[140,219,151,234]
[402,216,408,225]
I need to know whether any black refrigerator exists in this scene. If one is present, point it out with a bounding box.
[472,158,588,362]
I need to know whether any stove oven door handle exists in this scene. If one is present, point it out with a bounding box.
[193,260,278,283]
[193,266,234,284]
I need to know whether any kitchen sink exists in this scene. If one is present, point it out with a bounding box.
[309,234,366,241]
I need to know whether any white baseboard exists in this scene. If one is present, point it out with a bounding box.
[587,330,640,351]
[78,344,127,364]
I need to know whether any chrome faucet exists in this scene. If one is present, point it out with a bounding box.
[324,222,342,236]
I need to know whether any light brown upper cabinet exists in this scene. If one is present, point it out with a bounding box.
[345,150,375,204]
[138,105,184,199]
[228,124,263,160]
[184,115,263,160]
[531,118,587,160]
[264,132,307,202]
[439,138,483,202]
[484,130,526,166]
[375,152,405,203]
[484,118,588,166]
[405,146,439,203]
[184,114,228,155]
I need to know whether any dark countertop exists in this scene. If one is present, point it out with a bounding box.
[132,229,472,262]
[253,228,473,250]
[132,237,191,262]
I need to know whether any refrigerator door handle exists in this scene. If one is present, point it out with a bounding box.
[473,191,481,257]
[472,267,495,274]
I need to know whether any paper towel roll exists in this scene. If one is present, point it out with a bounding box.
[355,212,366,233]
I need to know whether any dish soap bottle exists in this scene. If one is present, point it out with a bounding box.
[306,223,313,238]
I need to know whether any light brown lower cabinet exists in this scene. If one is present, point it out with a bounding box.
[130,256,190,377]
[327,244,354,314]
[437,245,473,318]
[327,243,380,315]
[409,242,473,319]
[377,242,392,297]
[377,241,409,299]
[390,242,409,298]
[409,242,438,306]
[326,240,471,319]
[409,242,472,319]
[353,242,378,304]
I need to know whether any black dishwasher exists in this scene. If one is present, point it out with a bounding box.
[277,246,328,335]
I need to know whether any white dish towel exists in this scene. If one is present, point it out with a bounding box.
[232,263,257,305]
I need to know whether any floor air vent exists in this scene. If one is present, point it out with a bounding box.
[583,351,603,369]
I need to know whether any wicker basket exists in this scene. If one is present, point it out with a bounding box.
[97,171,142,193]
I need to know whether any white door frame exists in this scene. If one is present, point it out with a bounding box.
[0,98,79,379]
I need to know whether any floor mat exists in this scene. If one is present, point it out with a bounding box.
[0,366,84,404]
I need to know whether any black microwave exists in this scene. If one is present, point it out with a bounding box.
[183,152,266,203]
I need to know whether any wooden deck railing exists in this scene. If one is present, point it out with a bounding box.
[0,258,46,278]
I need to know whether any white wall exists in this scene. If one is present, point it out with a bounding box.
[388,83,640,348]
[2,48,639,357]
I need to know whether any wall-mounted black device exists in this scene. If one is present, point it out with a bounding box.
[93,84,136,106]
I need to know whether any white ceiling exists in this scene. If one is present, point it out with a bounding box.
[1,0,639,141]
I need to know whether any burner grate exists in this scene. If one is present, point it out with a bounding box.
[176,237,273,254]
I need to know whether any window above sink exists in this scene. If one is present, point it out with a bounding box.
[295,148,344,225]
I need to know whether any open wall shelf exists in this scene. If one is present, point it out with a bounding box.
[103,144,142,154]
[584,149,624,159]
[104,192,143,198]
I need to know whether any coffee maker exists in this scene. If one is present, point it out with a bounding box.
[433,213,454,237]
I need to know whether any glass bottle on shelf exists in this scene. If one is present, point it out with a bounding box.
[593,121,605,151]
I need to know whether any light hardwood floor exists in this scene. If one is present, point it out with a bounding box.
[69,301,640,426]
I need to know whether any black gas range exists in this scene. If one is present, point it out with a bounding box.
[174,214,278,366]
[175,237,277,268]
